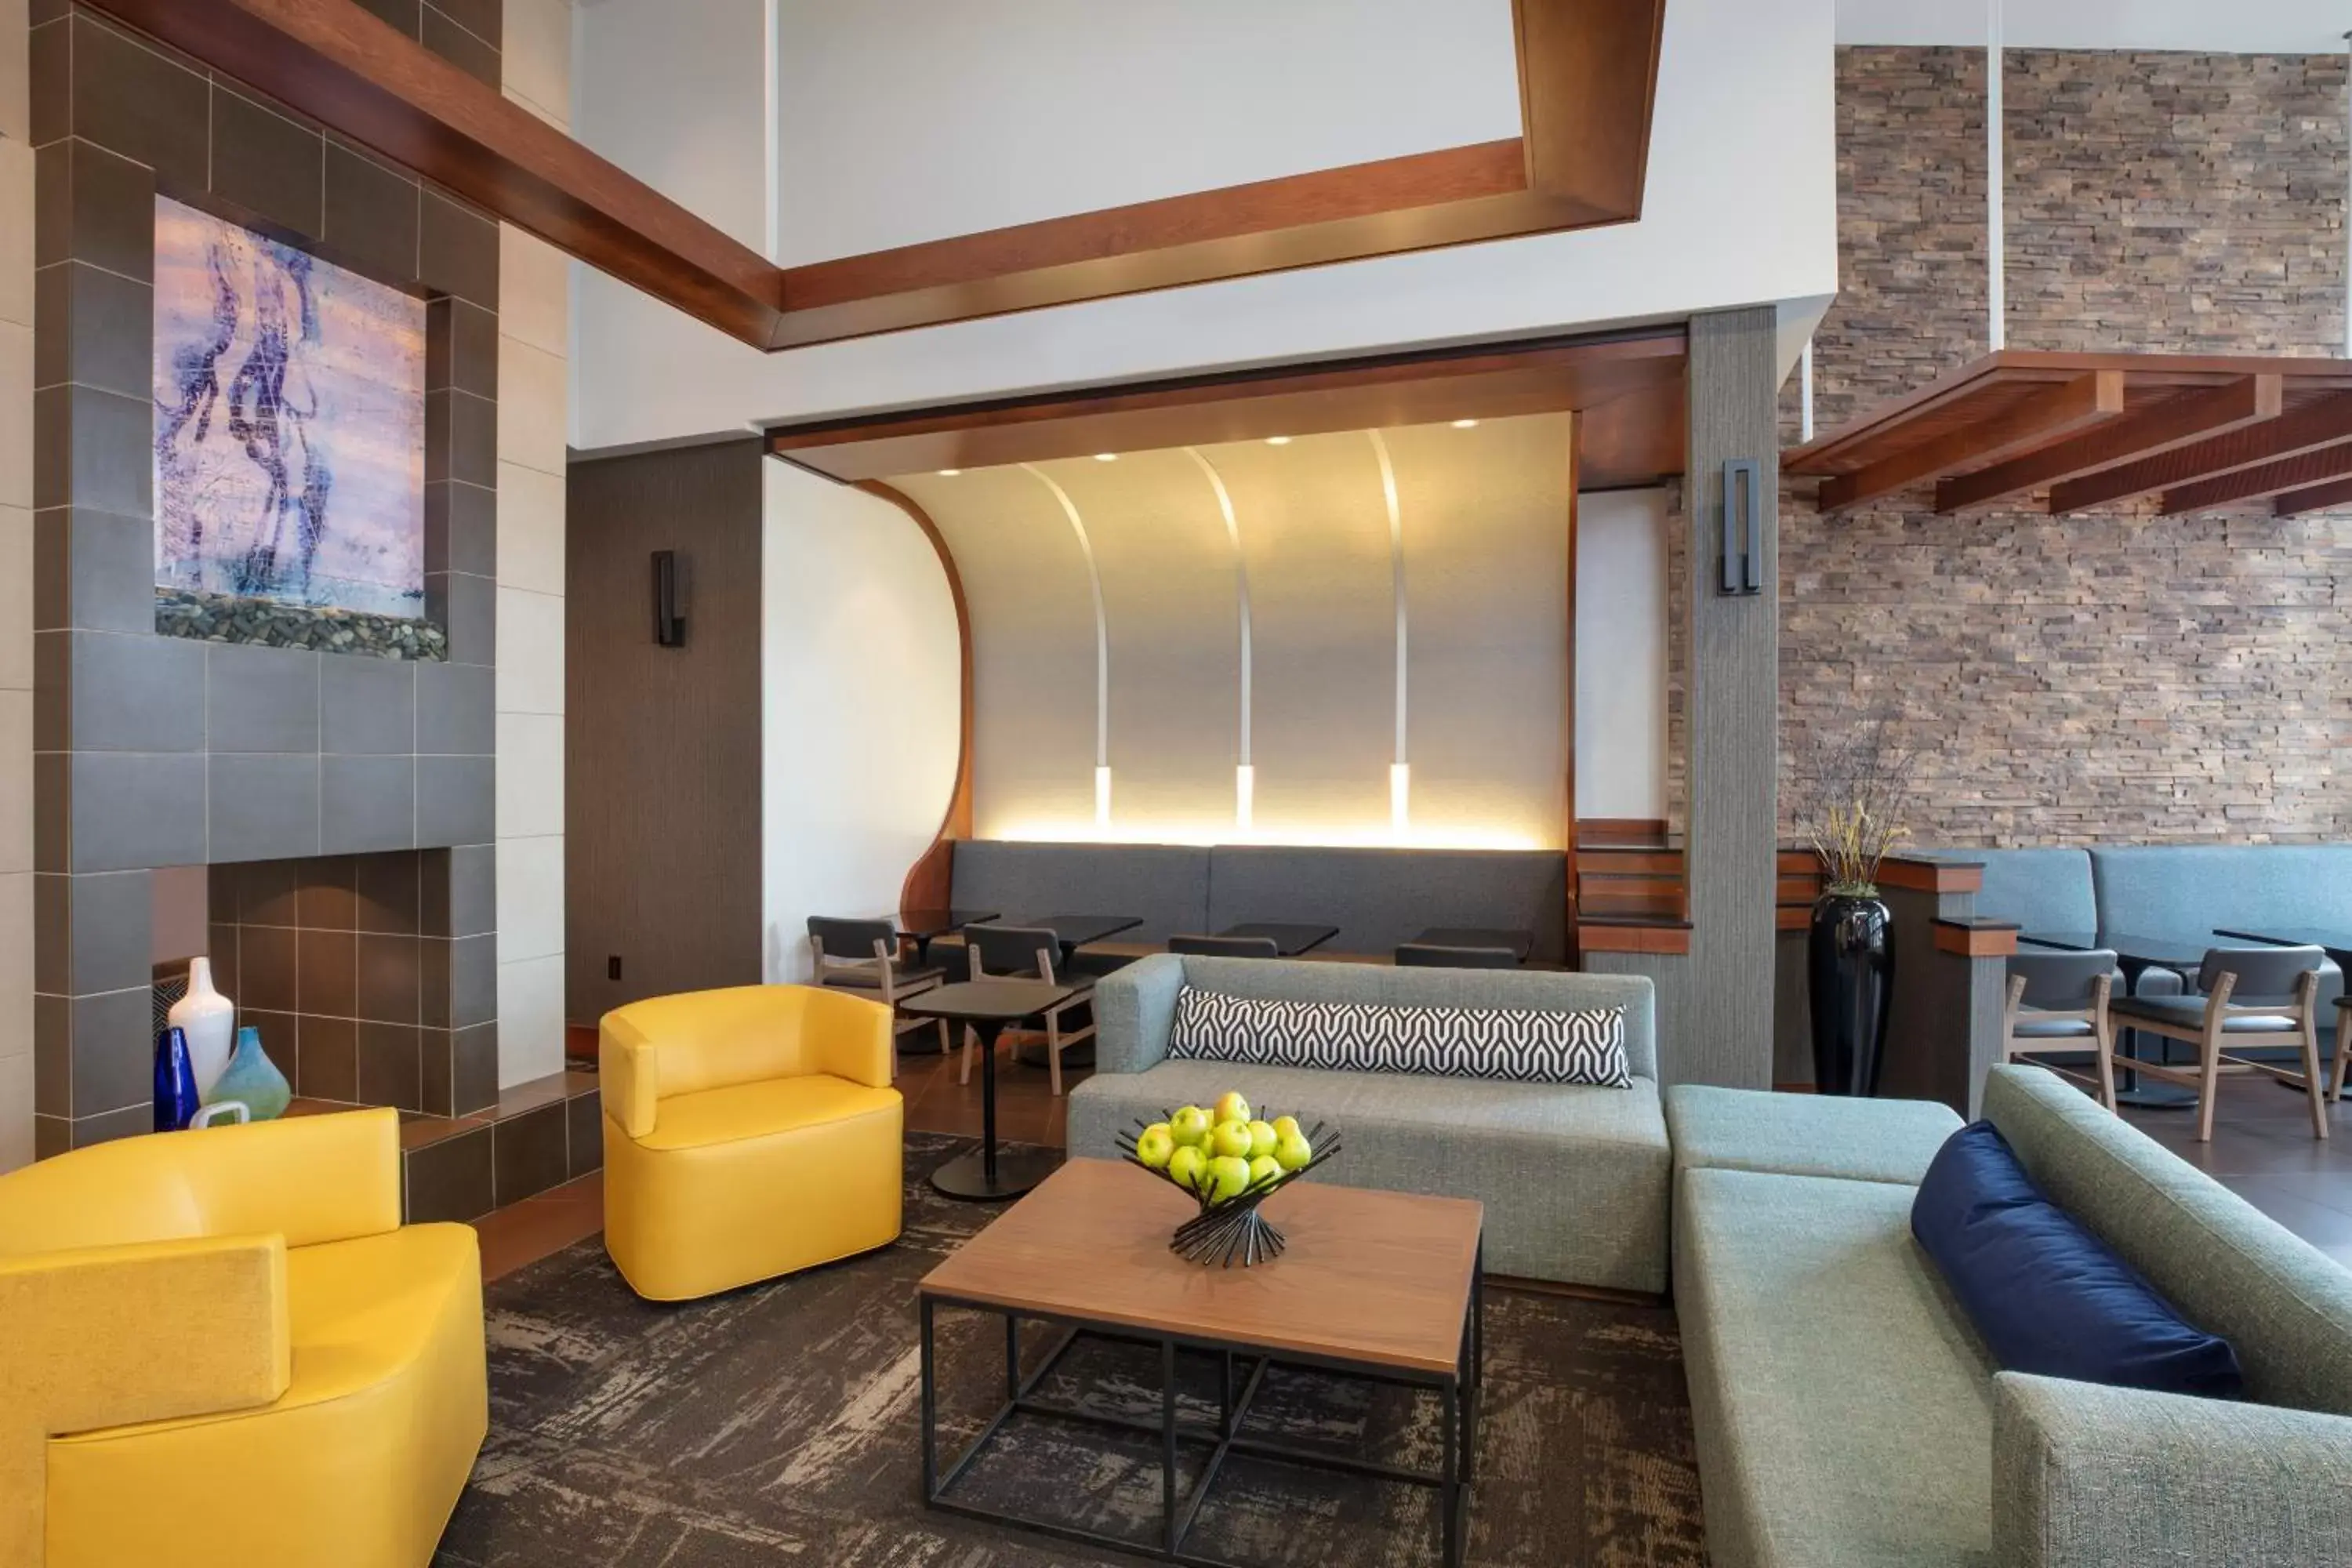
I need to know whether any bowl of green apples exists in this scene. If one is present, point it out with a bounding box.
[1115,1091,1339,1267]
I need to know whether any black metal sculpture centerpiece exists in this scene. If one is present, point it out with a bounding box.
[1115,1112,1342,1268]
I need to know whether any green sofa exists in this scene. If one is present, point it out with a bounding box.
[1668,1066,2352,1567]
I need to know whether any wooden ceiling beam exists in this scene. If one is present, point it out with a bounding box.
[87,0,1668,351]
[2158,439,2352,514]
[1933,375,2280,513]
[2049,390,2352,513]
[2273,474,2352,517]
[1819,372,2125,514]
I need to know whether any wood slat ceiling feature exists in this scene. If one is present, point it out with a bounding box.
[1786,352,2352,517]
[93,0,1667,351]
[764,327,1686,485]
[2275,474,2352,517]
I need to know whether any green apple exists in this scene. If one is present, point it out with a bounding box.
[1167,1145,1209,1193]
[1169,1105,1212,1148]
[1248,1153,1281,1188]
[1206,1154,1252,1203]
[1134,1124,1175,1170]
[1212,1091,1252,1127]
[1210,1119,1256,1160]
[1245,1119,1278,1159]
[1273,1131,1314,1171]
[1270,1114,1301,1140]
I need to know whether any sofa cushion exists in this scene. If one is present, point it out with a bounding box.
[949,840,1211,943]
[641,1074,901,1152]
[1068,1057,1670,1292]
[2089,844,2352,936]
[1665,1083,1962,1185]
[1912,1122,2244,1399]
[1674,1167,1995,1568]
[1166,987,1632,1087]
[1983,1065,2352,1415]
[1947,847,2096,932]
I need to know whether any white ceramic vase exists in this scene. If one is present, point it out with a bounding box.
[169,957,237,1100]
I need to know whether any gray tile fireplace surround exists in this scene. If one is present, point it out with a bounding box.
[29,5,503,1155]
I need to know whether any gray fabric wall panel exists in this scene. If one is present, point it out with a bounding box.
[949,840,1210,942]
[1204,845,1567,963]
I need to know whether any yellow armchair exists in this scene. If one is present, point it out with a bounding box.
[0,1109,486,1568]
[601,984,904,1301]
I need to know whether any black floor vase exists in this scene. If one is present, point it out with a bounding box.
[1809,892,1893,1096]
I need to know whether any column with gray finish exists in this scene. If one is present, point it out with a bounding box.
[1592,308,1780,1088]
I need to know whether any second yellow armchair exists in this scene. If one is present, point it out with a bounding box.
[601,983,905,1301]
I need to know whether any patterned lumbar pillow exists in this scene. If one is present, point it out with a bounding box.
[1167,988,1632,1087]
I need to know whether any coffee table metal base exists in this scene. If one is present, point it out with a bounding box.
[920,1271,1481,1568]
[929,1147,1062,1202]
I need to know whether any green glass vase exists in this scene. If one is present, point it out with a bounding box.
[208,1025,290,1122]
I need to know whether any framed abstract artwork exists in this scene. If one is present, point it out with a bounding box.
[152,195,427,624]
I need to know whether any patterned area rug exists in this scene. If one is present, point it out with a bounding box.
[434,1135,1706,1566]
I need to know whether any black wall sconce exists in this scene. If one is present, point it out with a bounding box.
[1718,458,1762,597]
[652,550,690,646]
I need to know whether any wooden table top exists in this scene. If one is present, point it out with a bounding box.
[897,979,1077,1022]
[919,1159,1483,1376]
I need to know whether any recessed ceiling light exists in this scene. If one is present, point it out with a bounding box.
[1093,452,1118,462]
[938,468,961,477]
[1450,419,1479,430]
[1265,435,1292,446]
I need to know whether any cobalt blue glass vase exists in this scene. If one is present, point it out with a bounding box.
[209,1025,291,1121]
[154,1025,201,1131]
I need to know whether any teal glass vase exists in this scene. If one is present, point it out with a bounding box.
[209,1025,291,1122]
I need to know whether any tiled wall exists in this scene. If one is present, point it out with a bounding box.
[28,4,505,1151]
[495,0,571,1085]
[205,851,499,1117]
[1781,48,2352,846]
[2,0,35,1170]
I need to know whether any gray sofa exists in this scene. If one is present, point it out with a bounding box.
[1668,1065,2352,1567]
[1066,953,1669,1291]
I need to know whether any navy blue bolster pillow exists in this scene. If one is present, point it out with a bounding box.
[1911,1121,2244,1400]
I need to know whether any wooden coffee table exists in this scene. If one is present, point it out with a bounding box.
[917,1159,1483,1567]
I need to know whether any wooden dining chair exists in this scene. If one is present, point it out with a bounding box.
[2107,945,2331,1142]
[962,924,1095,1096]
[806,916,950,1075]
[2000,949,2118,1111]
[1169,935,1280,958]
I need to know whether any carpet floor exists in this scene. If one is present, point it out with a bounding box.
[434,1134,1707,1566]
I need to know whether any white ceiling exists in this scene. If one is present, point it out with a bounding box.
[1839,0,2352,53]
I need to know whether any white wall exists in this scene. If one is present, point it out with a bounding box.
[0,0,33,1170]
[571,0,1837,451]
[1838,0,2352,52]
[1575,487,1670,821]
[774,0,1519,265]
[759,463,960,982]
[574,0,767,251]
[496,0,575,1086]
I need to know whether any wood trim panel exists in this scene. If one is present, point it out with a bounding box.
[1577,921,1693,955]
[1878,855,1983,895]
[857,482,976,916]
[1576,850,1683,875]
[1578,818,1671,847]
[2051,390,2352,513]
[2158,438,2352,514]
[764,328,1686,483]
[2274,473,2352,517]
[92,0,1666,350]
[1564,425,1582,960]
[1933,919,2020,958]
[1818,372,2125,514]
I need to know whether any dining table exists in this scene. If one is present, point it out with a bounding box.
[1218,921,1340,956]
[898,980,1076,1200]
[1002,913,1146,966]
[896,907,1000,967]
[2017,929,2262,1107]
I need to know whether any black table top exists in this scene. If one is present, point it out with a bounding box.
[2018,930,2256,970]
[1219,922,1340,956]
[2212,926,2352,963]
[1004,914,1145,949]
[897,908,999,938]
[1412,927,1534,961]
[898,979,1078,1022]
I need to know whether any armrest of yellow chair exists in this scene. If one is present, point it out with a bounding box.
[602,1009,662,1139]
[797,985,895,1089]
[0,1233,290,1566]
